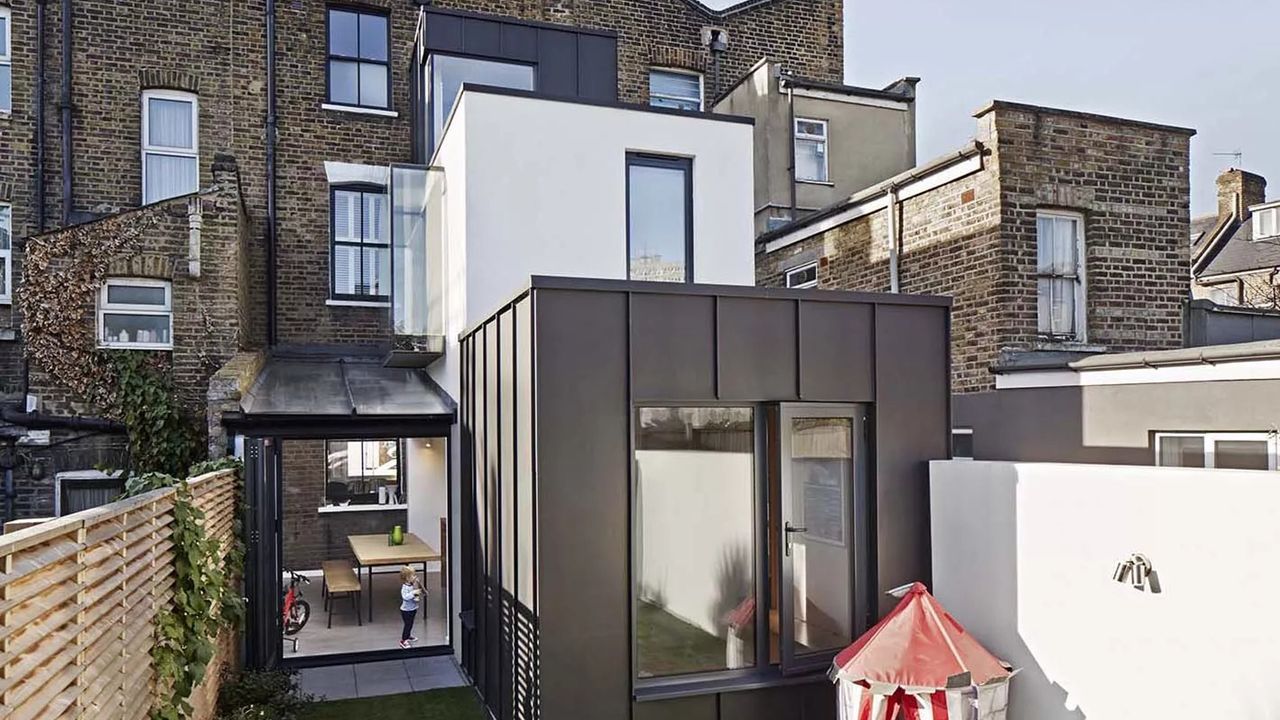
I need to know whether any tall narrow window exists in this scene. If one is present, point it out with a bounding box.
[794,118,828,182]
[649,69,703,111]
[1036,210,1086,341]
[627,154,692,283]
[328,7,390,109]
[142,90,199,204]
[427,55,534,153]
[98,278,173,349]
[0,204,10,303]
[0,7,11,114]
[635,407,756,679]
[332,185,390,301]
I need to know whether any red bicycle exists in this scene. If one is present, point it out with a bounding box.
[283,569,312,636]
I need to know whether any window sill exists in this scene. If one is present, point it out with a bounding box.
[320,103,399,118]
[98,343,174,351]
[318,503,408,514]
[327,298,391,309]
[796,179,835,187]
[634,668,829,702]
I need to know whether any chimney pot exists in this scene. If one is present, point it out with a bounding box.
[1217,168,1267,221]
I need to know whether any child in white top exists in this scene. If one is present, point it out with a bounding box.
[399,565,424,649]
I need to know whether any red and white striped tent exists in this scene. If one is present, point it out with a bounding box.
[829,583,1014,720]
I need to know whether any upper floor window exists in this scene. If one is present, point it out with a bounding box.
[785,261,818,289]
[794,118,828,183]
[627,154,692,283]
[1036,210,1086,342]
[142,90,199,204]
[0,204,10,303]
[328,7,389,109]
[1253,206,1279,240]
[427,54,534,153]
[649,69,702,112]
[98,278,173,349]
[0,7,12,113]
[331,184,390,301]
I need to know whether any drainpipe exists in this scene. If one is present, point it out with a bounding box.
[35,0,47,232]
[786,78,797,220]
[887,185,900,293]
[59,0,73,227]
[265,0,278,345]
[188,197,203,278]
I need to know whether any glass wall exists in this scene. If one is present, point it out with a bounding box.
[634,407,756,678]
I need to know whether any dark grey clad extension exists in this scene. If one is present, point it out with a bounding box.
[458,277,951,720]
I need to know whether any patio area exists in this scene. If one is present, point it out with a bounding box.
[285,568,448,658]
[297,656,467,701]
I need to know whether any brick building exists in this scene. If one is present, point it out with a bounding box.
[1192,168,1280,308]
[758,101,1196,394]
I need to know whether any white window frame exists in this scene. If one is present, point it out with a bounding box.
[1252,206,1279,240]
[1154,432,1278,470]
[794,117,829,183]
[648,68,703,111]
[0,6,12,114]
[141,89,199,204]
[785,261,818,289]
[97,278,174,350]
[1036,209,1087,342]
[952,428,974,460]
[0,203,11,303]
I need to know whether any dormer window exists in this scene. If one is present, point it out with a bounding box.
[1252,206,1279,240]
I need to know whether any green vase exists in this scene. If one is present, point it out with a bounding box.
[391,525,405,546]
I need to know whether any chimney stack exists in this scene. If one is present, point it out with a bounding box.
[1216,168,1267,221]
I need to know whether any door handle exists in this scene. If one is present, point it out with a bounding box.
[784,522,808,556]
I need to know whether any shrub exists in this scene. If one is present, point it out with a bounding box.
[216,668,313,720]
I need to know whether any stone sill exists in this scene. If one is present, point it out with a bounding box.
[320,103,399,118]
[317,504,408,514]
[326,298,391,309]
[796,179,835,187]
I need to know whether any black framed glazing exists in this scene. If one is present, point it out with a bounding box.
[326,5,392,109]
[330,183,391,301]
[625,153,694,284]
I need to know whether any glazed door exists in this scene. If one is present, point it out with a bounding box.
[244,437,283,669]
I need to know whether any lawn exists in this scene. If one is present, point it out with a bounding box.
[301,688,484,720]
[635,600,730,678]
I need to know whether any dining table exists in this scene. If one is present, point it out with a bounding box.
[347,532,441,623]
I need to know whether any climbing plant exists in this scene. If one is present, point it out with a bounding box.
[126,458,246,720]
[111,351,201,476]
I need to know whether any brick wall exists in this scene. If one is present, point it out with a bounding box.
[280,438,408,571]
[760,102,1194,393]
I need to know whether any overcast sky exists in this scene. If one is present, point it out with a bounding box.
[711,0,1279,216]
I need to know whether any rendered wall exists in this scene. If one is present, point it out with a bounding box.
[931,460,1280,720]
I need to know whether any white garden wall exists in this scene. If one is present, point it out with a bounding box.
[930,460,1280,720]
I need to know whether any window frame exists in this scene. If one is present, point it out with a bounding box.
[785,262,818,289]
[0,6,12,114]
[141,89,200,204]
[1035,209,1087,342]
[1154,431,1277,470]
[793,117,829,183]
[330,182,392,302]
[648,68,704,112]
[322,438,404,506]
[55,471,126,517]
[326,5,393,110]
[97,278,174,350]
[630,402,873,695]
[0,202,11,303]
[626,153,694,284]
[1253,207,1279,240]
[425,53,537,156]
[952,428,974,460]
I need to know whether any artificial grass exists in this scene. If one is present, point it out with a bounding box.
[300,688,484,720]
[635,600,735,678]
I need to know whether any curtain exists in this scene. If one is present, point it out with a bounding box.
[144,154,197,203]
[148,98,193,148]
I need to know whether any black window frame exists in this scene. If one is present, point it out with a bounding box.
[625,153,694,284]
[326,5,393,110]
[323,438,404,506]
[330,182,392,301]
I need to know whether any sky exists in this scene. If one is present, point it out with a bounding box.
[710,0,1280,216]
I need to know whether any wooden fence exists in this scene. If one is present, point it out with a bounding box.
[0,469,240,720]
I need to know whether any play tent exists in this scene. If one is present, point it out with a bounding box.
[829,583,1014,720]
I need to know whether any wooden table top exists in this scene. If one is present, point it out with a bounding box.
[347,532,441,566]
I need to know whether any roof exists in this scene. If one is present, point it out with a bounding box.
[973,100,1197,136]
[1197,214,1280,278]
[1191,213,1220,250]
[782,74,918,103]
[831,583,1012,690]
[238,353,455,419]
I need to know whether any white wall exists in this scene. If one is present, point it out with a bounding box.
[426,90,755,400]
[405,437,448,561]
[931,460,1280,720]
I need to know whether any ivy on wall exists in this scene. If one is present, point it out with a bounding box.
[128,456,246,720]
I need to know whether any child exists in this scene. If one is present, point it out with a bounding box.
[398,565,425,649]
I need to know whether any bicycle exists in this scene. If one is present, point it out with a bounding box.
[283,569,312,637]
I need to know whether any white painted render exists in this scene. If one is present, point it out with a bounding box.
[931,460,1280,720]
[426,89,755,399]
